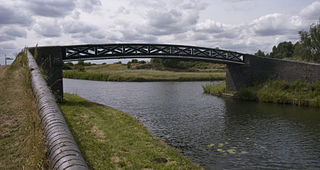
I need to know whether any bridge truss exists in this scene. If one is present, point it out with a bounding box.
[62,43,245,64]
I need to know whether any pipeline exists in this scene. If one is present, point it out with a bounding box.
[26,49,88,170]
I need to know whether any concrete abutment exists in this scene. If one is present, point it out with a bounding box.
[226,54,320,91]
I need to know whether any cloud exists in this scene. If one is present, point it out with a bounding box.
[0,6,32,26]
[251,13,303,36]
[195,19,224,33]
[26,0,76,17]
[63,21,97,34]
[33,21,62,37]
[0,26,27,42]
[142,9,199,36]
[4,26,27,38]
[180,0,208,10]
[300,1,320,20]
[77,0,102,13]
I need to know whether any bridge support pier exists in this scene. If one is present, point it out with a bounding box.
[29,46,63,102]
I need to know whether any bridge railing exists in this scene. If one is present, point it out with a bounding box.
[62,43,245,64]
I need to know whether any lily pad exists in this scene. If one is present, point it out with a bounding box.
[241,151,248,154]
[208,144,215,148]
[218,143,224,147]
[217,148,225,153]
[226,148,236,154]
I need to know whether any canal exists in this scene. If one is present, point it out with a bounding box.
[64,78,320,169]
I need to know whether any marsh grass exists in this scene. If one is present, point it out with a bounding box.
[0,53,47,169]
[63,63,225,82]
[59,93,203,169]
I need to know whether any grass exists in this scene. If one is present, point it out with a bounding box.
[203,80,320,107]
[63,63,226,82]
[203,81,235,96]
[0,53,47,169]
[59,93,203,170]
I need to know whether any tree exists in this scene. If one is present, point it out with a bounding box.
[254,50,266,57]
[293,20,320,62]
[269,41,294,59]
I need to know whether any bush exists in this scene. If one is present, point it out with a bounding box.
[63,62,73,70]
[238,88,258,101]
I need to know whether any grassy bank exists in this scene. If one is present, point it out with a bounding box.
[59,93,203,169]
[0,54,47,169]
[203,81,235,96]
[63,63,225,82]
[203,80,320,107]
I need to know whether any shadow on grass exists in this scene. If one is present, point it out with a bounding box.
[61,99,102,107]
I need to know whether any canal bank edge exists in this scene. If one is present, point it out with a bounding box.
[59,93,203,169]
[203,80,320,107]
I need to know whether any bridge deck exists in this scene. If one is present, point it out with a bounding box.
[62,43,245,64]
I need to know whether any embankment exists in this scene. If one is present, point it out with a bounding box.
[0,53,47,169]
[59,93,203,169]
[204,80,320,107]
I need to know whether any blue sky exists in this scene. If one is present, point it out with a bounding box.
[1,0,320,64]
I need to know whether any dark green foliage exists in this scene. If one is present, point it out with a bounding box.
[127,62,131,69]
[131,59,138,63]
[63,62,73,70]
[254,50,266,57]
[269,41,294,59]
[293,21,320,62]
[114,61,122,64]
[150,58,210,70]
[238,89,258,101]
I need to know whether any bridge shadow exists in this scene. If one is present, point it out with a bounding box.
[61,95,102,108]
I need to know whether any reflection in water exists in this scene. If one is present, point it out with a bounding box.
[64,78,320,169]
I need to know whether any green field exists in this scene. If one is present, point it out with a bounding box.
[60,93,203,169]
[63,63,226,81]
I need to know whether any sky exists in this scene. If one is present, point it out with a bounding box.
[1,0,320,64]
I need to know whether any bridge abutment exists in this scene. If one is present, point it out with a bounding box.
[226,54,320,91]
[29,46,63,102]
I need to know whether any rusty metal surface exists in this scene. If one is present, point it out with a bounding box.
[26,49,88,170]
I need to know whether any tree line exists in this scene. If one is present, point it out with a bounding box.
[255,20,320,63]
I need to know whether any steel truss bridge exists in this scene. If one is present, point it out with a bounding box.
[62,43,245,64]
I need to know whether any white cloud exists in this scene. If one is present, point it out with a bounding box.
[251,13,303,36]
[300,1,320,20]
[195,20,224,33]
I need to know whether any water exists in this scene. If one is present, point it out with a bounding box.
[64,78,320,169]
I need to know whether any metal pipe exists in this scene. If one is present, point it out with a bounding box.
[26,49,88,170]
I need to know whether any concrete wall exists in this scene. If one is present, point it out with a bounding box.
[226,54,320,91]
[29,47,63,102]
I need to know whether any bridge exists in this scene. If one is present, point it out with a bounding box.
[62,43,245,64]
[28,43,320,102]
